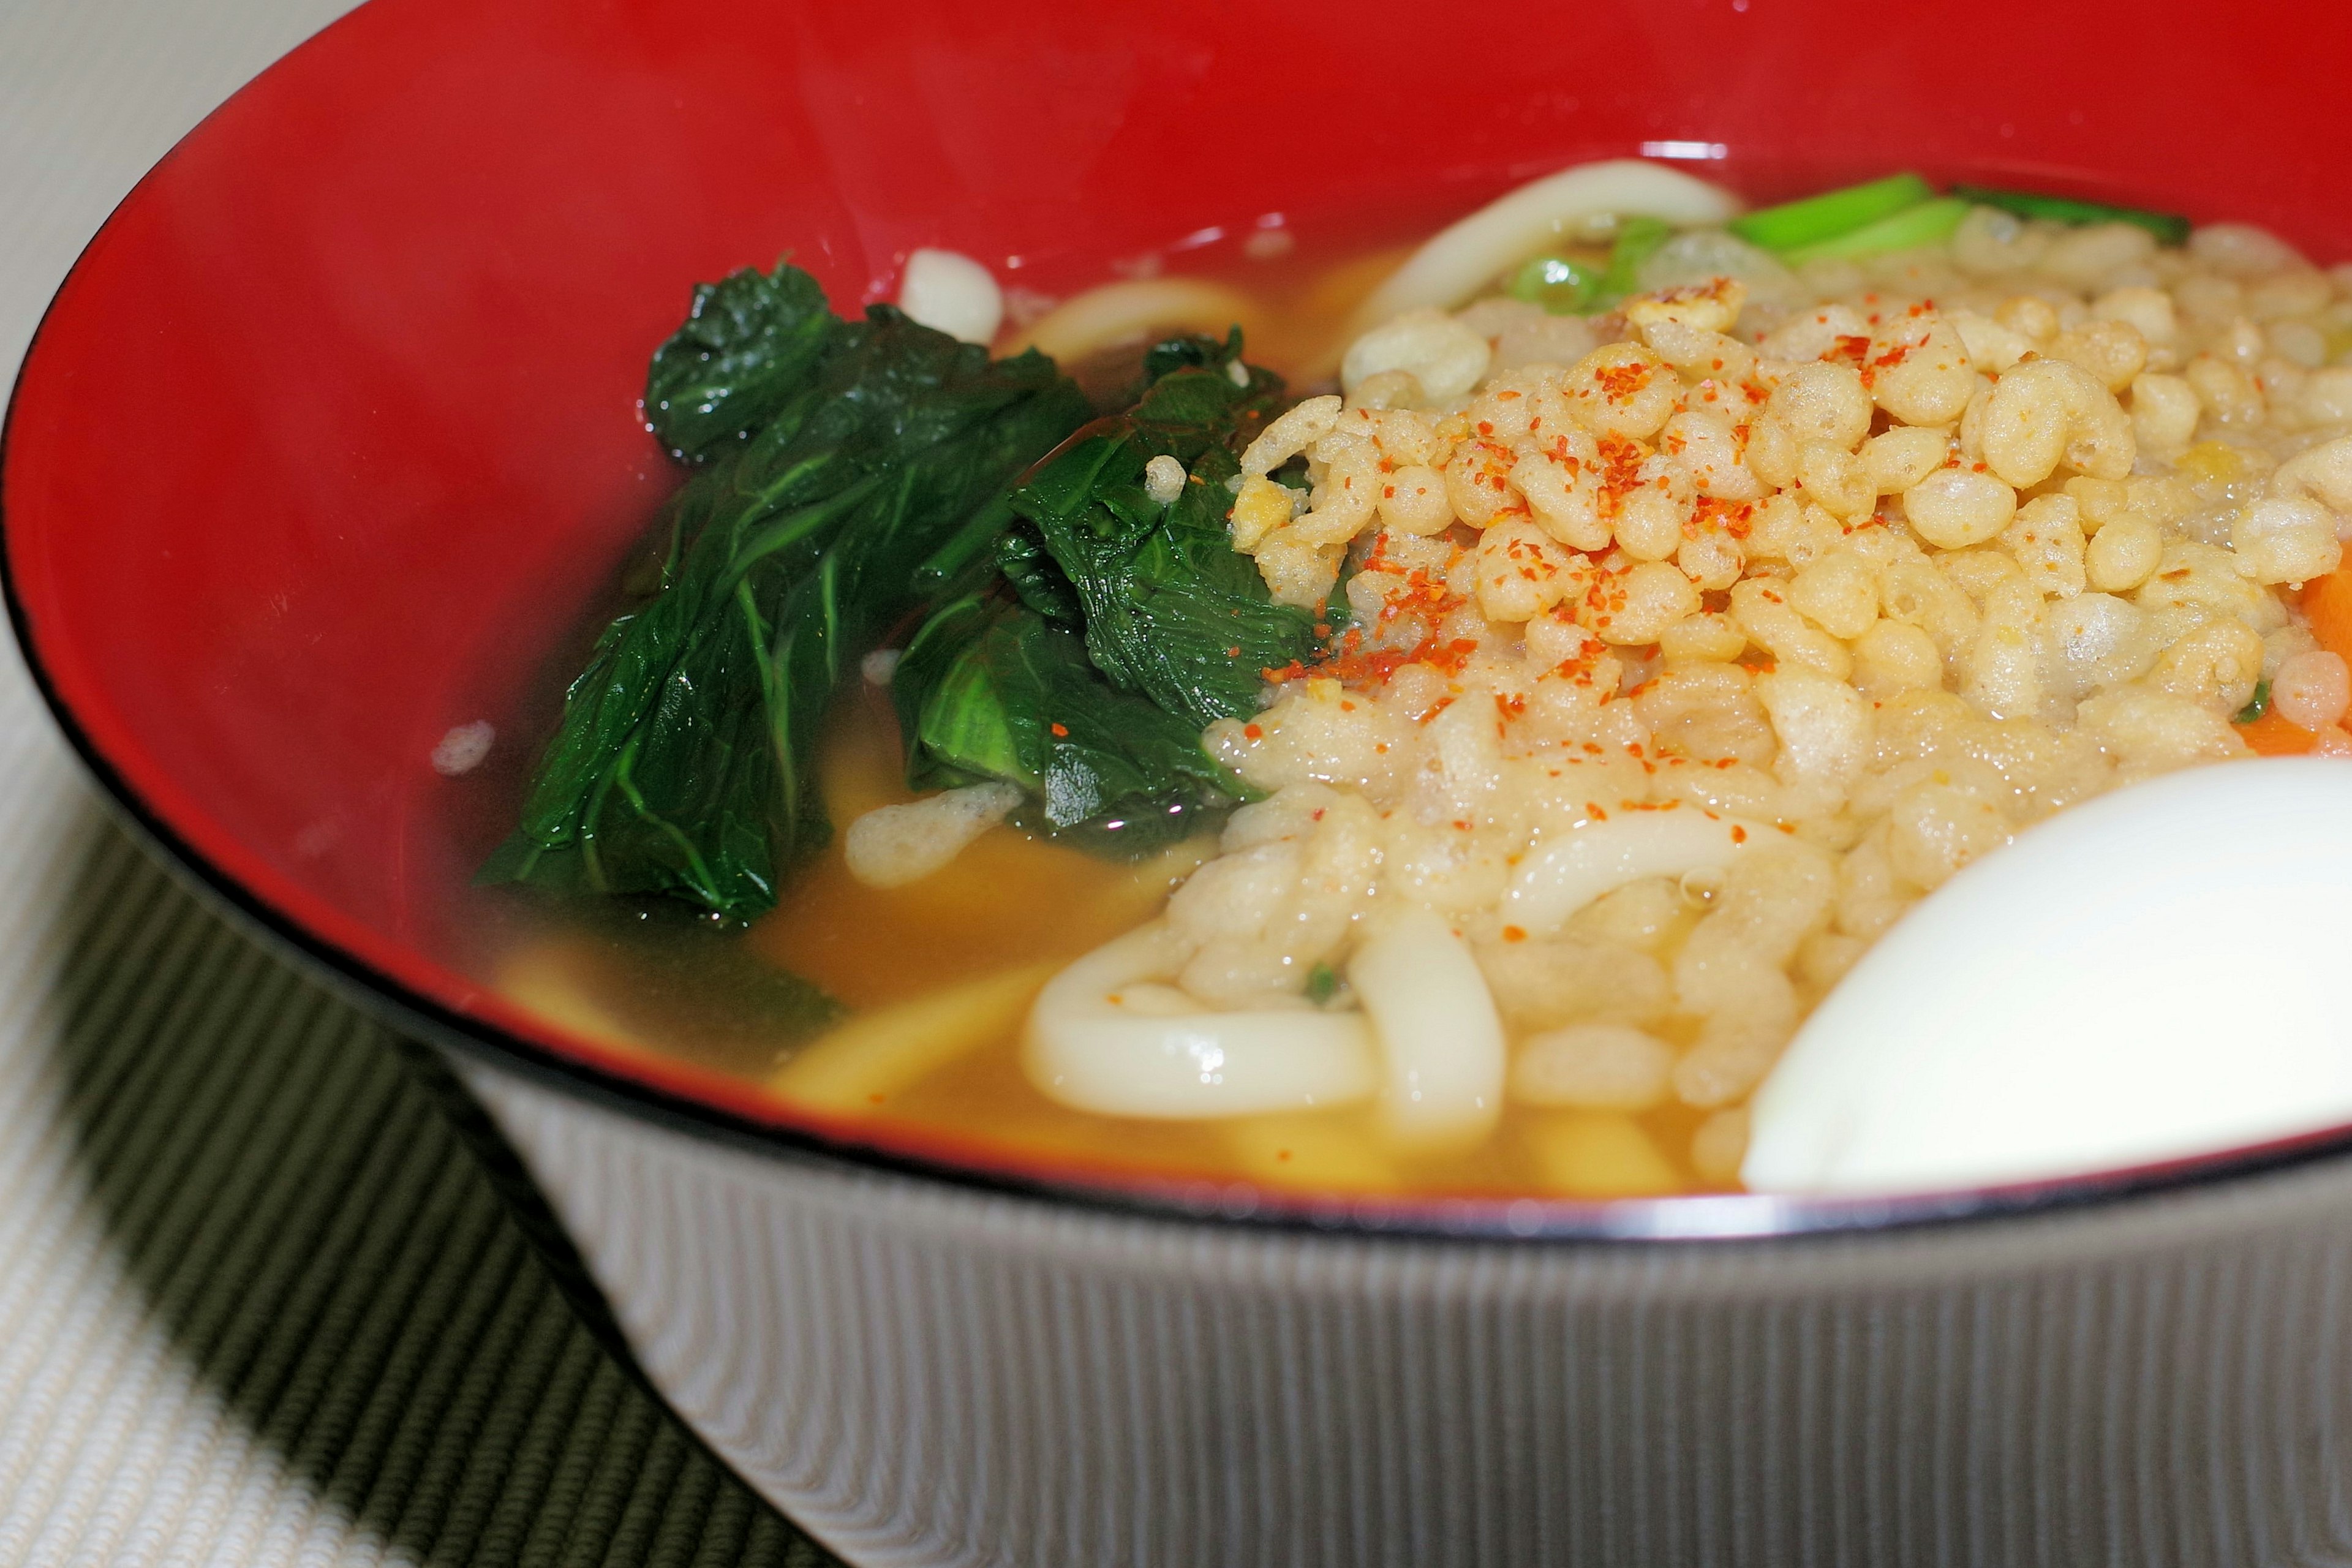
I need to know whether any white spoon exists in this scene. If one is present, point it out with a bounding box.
[1744,758,2352,1196]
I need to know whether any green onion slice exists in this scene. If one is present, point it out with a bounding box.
[1595,215,1675,307]
[1728,172,1936,253]
[2236,678,2272,725]
[1949,184,2191,246]
[1780,197,1971,266]
[1507,253,1602,315]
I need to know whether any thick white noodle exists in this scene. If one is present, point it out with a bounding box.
[774,963,1056,1115]
[1349,911,1506,1149]
[1007,278,1267,365]
[1025,921,1377,1119]
[1504,812,1772,938]
[1350,159,1742,332]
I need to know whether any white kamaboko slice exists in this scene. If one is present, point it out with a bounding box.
[1009,278,1267,365]
[1504,810,1773,938]
[1350,159,1742,331]
[1025,921,1377,1119]
[896,249,1005,345]
[843,783,1023,889]
[1349,911,1506,1150]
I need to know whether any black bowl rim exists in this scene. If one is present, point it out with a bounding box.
[12,23,2352,1248]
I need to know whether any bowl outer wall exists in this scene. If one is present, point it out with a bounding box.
[6,0,2352,1225]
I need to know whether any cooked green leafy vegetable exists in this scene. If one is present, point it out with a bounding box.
[1000,338,1321,727]
[893,595,1243,855]
[1729,173,1935,252]
[491,268,1345,916]
[892,331,1347,856]
[484,263,1090,920]
[643,264,840,462]
[1948,184,2191,246]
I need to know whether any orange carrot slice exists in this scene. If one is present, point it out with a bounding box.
[2301,567,2352,664]
[2239,707,2318,756]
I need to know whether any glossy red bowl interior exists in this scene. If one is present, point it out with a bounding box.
[9,0,2352,1229]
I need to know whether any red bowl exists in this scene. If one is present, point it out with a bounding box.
[8,0,2352,1232]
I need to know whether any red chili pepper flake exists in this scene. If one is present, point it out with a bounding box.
[1593,433,1649,514]
[1586,802,1609,821]
[1242,723,1264,739]
[1502,925,1528,943]
[1730,824,1747,843]
[1224,646,1242,658]
[1594,361,1653,401]
[1050,722,1069,737]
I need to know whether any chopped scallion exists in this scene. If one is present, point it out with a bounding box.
[1779,197,1971,266]
[2236,678,2272,725]
[1948,185,2190,246]
[1304,962,1340,1006]
[1596,216,1675,308]
[1727,172,1935,253]
[1507,253,1602,315]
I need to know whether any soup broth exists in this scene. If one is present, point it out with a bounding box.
[482,165,2352,1200]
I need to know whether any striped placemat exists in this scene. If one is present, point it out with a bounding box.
[0,1,840,1561]
[0,796,832,1566]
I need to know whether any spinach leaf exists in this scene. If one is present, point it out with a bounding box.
[486,265,1089,921]
[892,595,1244,858]
[1005,350,1332,726]
[644,264,841,462]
